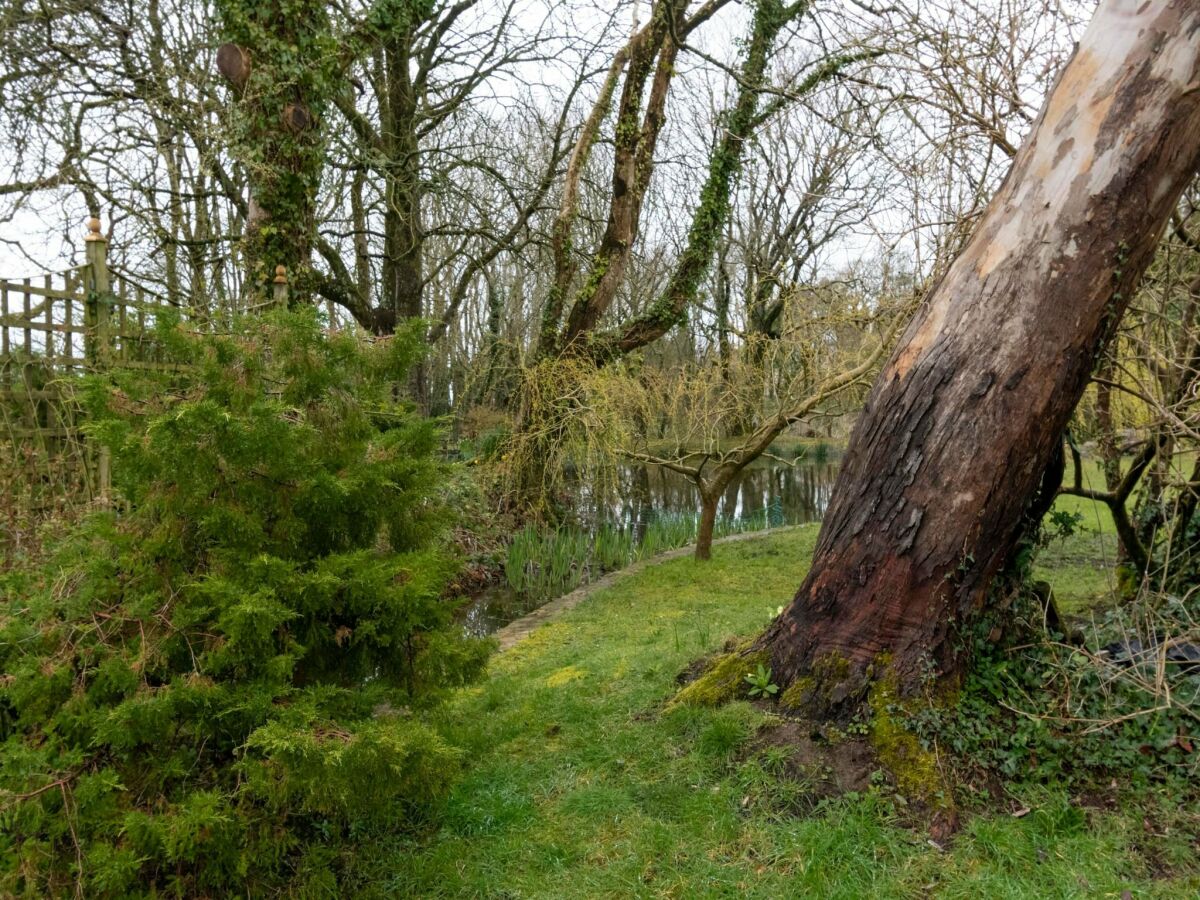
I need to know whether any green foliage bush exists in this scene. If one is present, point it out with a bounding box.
[0,311,491,896]
[907,587,1198,791]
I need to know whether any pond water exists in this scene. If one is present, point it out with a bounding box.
[460,455,841,637]
[583,456,840,537]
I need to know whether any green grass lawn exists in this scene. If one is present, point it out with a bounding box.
[351,527,1196,898]
[1035,460,1121,613]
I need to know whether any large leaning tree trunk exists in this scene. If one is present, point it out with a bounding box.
[755,0,1200,718]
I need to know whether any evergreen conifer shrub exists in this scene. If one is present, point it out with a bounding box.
[0,311,490,896]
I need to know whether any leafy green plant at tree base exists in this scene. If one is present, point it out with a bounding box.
[0,310,491,897]
[904,585,1199,792]
[745,664,780,699]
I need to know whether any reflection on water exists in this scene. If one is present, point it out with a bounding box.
[579,458,840,537]
[461,457,840,637]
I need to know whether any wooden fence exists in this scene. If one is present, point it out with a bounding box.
[0,217,194,556]
[0,217,311,559]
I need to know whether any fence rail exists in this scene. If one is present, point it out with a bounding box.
[0,217,188,555]
[0,217,306,559]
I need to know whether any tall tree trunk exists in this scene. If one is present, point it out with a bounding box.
[214,2,332,302]
[476,275,505,407]
[350,167,373,315]
[377,35,428,406]
[382,147,423,324]
[581,0,819,362]
[559,2,681,347]
[755,0,1200,717]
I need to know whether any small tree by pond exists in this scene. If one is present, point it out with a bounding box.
[638,314,902,556]
[629,292,907,559]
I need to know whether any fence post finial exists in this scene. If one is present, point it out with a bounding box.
[84,216,104,243]
[272,265,289,308]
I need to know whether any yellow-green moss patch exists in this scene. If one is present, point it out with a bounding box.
[778,652,853,712]
[672,648,767,707]
[868,668,949,808]
[546,665,588,688]
[778,676,814,710]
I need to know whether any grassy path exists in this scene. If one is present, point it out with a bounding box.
[347,527,1196,898]
[493,526,806,651]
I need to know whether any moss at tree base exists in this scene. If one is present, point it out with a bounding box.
[777,652,857,713]
[673,648,768,706]
[770,651,955,815]
[778,677,814,710]
[868,667,953,811]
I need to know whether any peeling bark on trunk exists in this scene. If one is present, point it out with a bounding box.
[756,0,1200,716]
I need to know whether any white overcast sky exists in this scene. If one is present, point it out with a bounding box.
[0,0,1085,283]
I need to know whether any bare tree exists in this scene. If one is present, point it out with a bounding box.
[631,294,902,559]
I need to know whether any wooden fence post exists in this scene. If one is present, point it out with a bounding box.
[272,265,289,308]
[84,216,112,368]
[83,215,112,505]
